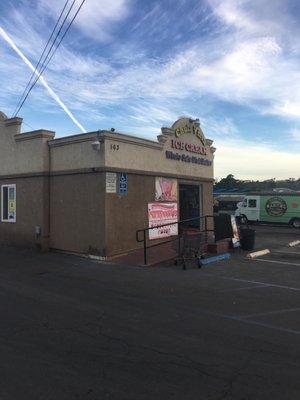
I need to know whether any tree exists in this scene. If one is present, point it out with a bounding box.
[215,174,239,189]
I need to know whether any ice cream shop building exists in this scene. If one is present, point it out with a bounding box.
[0,112,216,259]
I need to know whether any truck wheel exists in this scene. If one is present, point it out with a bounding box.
[291,218,300,228]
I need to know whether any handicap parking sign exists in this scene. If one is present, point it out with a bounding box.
[118,173,128,195]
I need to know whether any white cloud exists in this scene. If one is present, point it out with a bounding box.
[214,138,300,180]
[2,0,299,120]
[208,0,261,33]
[201,117,239,139]
[207,0,297,39]
[271,101,300,119]
[291,128,300,141]
[39,0,131,42]
[191,37,282,102]
[1,0,300,161]
[129,103,179,126]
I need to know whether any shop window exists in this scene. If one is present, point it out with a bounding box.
[248,199,257,208]
[1,184,16,223]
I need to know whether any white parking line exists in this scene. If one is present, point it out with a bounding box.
[220,284,271,292]
[255,258,300,267]
[201,272,300,292]
[229,316,300,335]
[273,251,300,255]
[237,307,300,319]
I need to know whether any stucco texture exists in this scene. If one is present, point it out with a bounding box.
[50,172,106,255]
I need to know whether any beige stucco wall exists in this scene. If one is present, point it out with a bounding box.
[48,118,215,180]
[0,113,215,256]
[104,117,214,180]
[50,172,106,255]
[0,115,54,176]
[49,132,105,172]
[104,132,214,180]
[0,176,50,249]
[1,114,214,181]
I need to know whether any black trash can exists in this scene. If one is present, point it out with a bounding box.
[240,228,255,251]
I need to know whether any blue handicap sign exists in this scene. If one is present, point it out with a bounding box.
[118,173,128,195]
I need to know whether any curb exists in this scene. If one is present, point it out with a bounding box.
[247,249,270,259]
[288,240,300,247]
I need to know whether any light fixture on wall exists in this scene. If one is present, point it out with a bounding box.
[91,139,101,151]
[91,131,104,151]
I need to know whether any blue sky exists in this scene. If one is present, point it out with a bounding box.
[0,0,299,179]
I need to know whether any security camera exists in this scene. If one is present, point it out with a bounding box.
[91,140,101,151]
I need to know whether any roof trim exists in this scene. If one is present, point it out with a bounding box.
[15,129,55,142]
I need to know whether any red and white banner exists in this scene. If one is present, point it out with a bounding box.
[148,202,178,240]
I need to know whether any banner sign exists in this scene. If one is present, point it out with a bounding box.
[155,177,177,202]
[148,202,178,240]
[230,216,240,248]
[106,172,117,193]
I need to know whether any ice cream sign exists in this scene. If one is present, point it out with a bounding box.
[165,122,212,166]
[171,123,208,156]
[171,139,207,155]
[175,123,206,146]
[158,117,214,168]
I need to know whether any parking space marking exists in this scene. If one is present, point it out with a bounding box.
[196,307,300,336]
[229,316,300,336]
[220,284,271,292]
[273,251,300,255]
[201,272,300,292]
[255,259,300,267]
[237,307,300,319]
[175,304,300,336]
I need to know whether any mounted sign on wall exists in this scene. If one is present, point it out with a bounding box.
[175,123,206,146]
[118,172,128,195]
[106,172,117,193]
[148,202,178,240]
[155,177,177,202]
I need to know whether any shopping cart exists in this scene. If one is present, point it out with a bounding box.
[174,229,208,269]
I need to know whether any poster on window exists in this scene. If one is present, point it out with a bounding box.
[231,215,240,248]
[155,177,177,202]
[8,186,16,221]
[148,202,178,240]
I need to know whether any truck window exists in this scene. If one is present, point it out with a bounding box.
[248,199,257,208]
[242,200,247,207]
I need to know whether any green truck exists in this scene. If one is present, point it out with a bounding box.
[235,193,300,228]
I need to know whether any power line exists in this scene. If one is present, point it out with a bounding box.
[23,121,35,130]
[14,0,86,117]
[13,0,78,117]
[12,0,71,117]
[29,0,86,90]
[0,26,86,132]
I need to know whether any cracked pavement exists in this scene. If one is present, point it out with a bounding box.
[0,228,299,400]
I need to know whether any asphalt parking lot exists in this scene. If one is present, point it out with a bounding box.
[0,225,299,400]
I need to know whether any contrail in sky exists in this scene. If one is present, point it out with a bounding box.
[0,26,87,133]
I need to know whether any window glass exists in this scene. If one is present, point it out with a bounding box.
[219,201,238,211]
[248,199,257,208]
[242,200,247,207]
[2,186,8,220]
[1,185,16,222]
